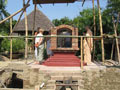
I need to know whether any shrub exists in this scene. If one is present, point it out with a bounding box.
[1,38,25,53]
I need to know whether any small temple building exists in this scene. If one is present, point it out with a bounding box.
[43,25,86,66]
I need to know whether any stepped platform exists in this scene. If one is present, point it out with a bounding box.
[42,52,87,67]
[28,63,105,90]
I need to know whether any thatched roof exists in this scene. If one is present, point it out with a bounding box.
[13,9,54,32]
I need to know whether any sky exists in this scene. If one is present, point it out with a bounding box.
[6,0,107,21]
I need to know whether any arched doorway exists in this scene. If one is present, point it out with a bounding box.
[57,28,72,48]
[50,25,79,51]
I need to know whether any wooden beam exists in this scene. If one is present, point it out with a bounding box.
[92,0,96,61]
[33,0,76,4]
[13,11,24,31]
[23,0,28,63]
[13,0,30,31]
[81,37,83,69]
[0,35,103,38]
[92,0,96,36]
[10,18,13,61]
[111,40,115,60]
[112,14,120,63]
[97,0,105,63]
[32,4,37,59]
[115,12,120,30]
[82,0,86,6]
[56,84,79,86]
[0,4,30,24]
[32,4,37,35]
[0,81,6,88]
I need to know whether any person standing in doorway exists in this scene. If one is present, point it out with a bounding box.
[35,27,44,64]
[83,26,93,65]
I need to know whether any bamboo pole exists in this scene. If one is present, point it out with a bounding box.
[32,4,37,36]
[13,0,30,31]
[115,12,120,30]
[10,18,12,61]
[92,0,96,34]
[81,37,83,69]
[0,35,103,38]
[112,15,120,62]
[82,0,86,6]
[92,0,96,61]
[97,0,105,63]
[23,0,28,63]
[0,4,30,24]
[32,4,37,59]
[45,41,47,49]
[13,12,24,31]
[111,40,115,60]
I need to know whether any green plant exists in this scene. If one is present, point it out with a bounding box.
[1,38,25,53]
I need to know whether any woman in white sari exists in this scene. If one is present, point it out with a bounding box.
[83,26,93,65]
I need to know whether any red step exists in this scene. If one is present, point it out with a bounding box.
[42,52,87,67]
[44,61,80,63]
[47,58,80,61]
[43,62,86,67]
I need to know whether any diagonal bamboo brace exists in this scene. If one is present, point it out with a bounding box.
[0,4,30,24]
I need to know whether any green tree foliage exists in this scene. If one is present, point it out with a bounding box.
[73,8,99,35]
[104,0,120,34]
[1,38,25,53]
[102,11,114,34]
[0,0,14,35]
[0,20,17,35]
[0,0,9,20]
[52,17,73,26]
[106,0,120,15]
[53,8,112,35]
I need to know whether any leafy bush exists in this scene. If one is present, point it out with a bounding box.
[1,38,25,53]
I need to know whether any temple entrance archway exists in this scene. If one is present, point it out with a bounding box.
[57,28,72,48]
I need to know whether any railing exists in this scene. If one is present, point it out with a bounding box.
[0,35,120,69]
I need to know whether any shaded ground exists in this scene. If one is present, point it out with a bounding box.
[0,55,9,61]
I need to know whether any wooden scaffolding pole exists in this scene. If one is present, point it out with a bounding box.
[97,0,105,63]
[111,40,115,60]
[82,0,86,6]
[13,0,30,31]
[0,35,102,38]
[81,37,83,69]
[32,4,37,59]
[92,0,96,60]
[0,4,30,24]
[10,18,13,61]
[112,13,120,63]
[92,0,96,34]
[23,0,28,62]
[32,4,37,36]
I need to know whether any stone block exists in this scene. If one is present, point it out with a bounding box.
[30,68,39,85]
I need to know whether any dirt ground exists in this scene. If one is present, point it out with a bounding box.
[0,55,34,69]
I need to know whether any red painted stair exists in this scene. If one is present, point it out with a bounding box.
[42,52,87,67]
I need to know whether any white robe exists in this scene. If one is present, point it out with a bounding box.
[83,33,93,64]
